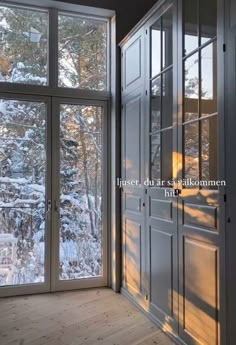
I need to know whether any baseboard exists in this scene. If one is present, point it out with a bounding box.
[121,287,187,345]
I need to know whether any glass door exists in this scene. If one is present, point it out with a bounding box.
[146,0,179,332]
[0,94,51,297]
[178,0,223,344]
[51,98,108,291]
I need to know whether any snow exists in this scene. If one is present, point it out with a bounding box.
[0,102,7,115]
[28,184,45,193]
[0,234,17,243]
[0,177,28,184]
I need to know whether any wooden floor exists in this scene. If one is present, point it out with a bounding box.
[0,288,174,345]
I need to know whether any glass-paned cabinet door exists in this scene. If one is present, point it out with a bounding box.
[150,2,176,187]
[183,0,218,188]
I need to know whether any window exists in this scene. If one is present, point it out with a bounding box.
[0,98,46,285]
[0,5,48,85]
[59,104,103,280]
[0,3,109,90]
[58,14,107,90]
[0,1,111,293]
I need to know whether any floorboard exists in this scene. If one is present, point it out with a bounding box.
[0,288,174,345]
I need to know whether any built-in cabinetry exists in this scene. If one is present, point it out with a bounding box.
[120,0,226,344]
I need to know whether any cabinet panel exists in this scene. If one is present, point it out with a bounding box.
[121,29,144,96]
[182,237,219,345]
[124,218,141,294]
[121,87,146,300]
[150,228,174,317]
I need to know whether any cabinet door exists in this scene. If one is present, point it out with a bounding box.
[145,0,179,332]
[121,28,145,96]
[178,0,225,344]
[121,87,147,301]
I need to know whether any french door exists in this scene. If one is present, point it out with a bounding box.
[51,98,108,291]
[0,95,108,297]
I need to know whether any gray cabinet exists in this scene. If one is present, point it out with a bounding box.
[120,0,226,344]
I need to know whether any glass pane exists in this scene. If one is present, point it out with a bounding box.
[184,122,199,182]
[60,104,103,280]
[151,134,160,182]
[201,42,217,116]
[162,69,173,128]
[161,129,173,185]
[183,0,198,56]
[0,6,48,85]
[201,116,218,186]
[200,0,217,45]
[162,7,173,69]
[0,99,46,286]
[151,19,161,78]
[184,53,199,121]
[58,14,107,90]
[151,76,161,131]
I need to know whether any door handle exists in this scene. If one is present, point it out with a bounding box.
[54,200,59,212]
[47,200,52,211]
[174,189,181,196]
[46,200,52,220]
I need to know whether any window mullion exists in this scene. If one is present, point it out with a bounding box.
[49,8,58,89]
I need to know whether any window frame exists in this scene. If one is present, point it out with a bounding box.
[0,0,112,100]
[0,0,114,295]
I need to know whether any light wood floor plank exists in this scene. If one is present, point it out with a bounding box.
[0,288,174,345]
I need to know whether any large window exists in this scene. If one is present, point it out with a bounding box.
[0,6,48,84]
[0,3,109,90]
[0,1,110,294]
[58,14,107,90]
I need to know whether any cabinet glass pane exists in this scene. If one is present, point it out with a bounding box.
[151,134,161,182]
[0,99,46,286]
[200,0,217,45]
[0,6,48,85]
[162,69,173,128]
[58,14,107,90]
[201,116,218,186]
[184,53,199,121]
[162,7,173,69]
[151,76,161,131]
[151,19,161,78]
[161,129,173,185]
[150,131,172,185]
[201,42,217,116]
[59,104,103,280]
[183,0,198,56]
[184,122,199,181]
